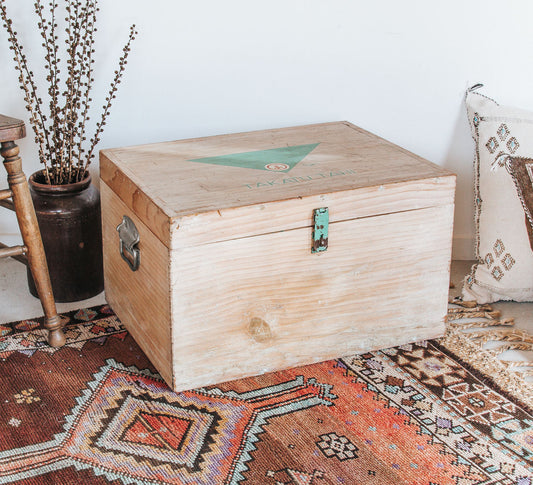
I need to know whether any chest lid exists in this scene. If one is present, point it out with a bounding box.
[100,121,455,249]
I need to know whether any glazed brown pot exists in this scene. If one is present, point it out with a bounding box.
[27,171,104,302]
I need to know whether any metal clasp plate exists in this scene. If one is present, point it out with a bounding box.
[117,215,140,271]
[312,207,329,253]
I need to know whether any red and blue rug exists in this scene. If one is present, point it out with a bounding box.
[0,305,532,484]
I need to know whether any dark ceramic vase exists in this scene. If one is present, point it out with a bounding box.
[27,171,104,302]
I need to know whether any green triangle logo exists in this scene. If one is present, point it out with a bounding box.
[188,143,319,173]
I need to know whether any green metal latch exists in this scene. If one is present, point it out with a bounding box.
[312,207,329,253]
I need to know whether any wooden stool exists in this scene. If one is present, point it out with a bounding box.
[0,115,65,347]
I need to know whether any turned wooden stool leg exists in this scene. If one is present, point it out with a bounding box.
[1,141,65,347]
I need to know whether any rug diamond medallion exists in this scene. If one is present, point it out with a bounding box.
[120,410,196,451]
[1,357,335,484]
[94,393,220,470]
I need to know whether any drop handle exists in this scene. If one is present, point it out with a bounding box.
[117,215,141,271]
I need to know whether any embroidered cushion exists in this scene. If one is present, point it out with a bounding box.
[463,87,533,303]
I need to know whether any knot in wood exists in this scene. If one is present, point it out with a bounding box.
[248,317,272,343]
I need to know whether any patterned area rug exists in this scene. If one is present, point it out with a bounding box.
[1,305,532,484]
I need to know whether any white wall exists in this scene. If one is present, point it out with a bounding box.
[1,0,533,258]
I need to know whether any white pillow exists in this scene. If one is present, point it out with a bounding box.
[463,86,533,303]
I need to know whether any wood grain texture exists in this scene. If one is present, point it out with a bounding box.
[172,176,455,249]
[169,203,454,391]
[1,139,64,347]
[0,242,27,265]
[0,115,25,142]
[101,182,173,384]
[100,121,454,249]
[0,244,25,258]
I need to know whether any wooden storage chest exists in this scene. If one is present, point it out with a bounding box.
[100,121,455,392]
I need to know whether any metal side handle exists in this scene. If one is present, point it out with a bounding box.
[117,215,140,271]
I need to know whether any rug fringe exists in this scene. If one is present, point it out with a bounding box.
[489,342,533,354]
[447,298,492,310]
[502,360,533,368]
[447,310,502,321]
[448,318,514,329]
[440,297,533,409]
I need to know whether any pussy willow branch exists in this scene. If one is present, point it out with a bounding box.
[48,0,62,177]
[84,24,136,176]
[35,0,59,181]
[73,0,97,183]
[1,0,52,183]
[62,0,83,183]
[69,0,92,181]
[1,0,136,184]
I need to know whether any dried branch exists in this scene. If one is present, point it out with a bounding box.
[1,0,52,182]
[61,0,83,183]
[84,24,137,177]
[73,0,97,182]
[34,0,60,182]
[0,0,136,185]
